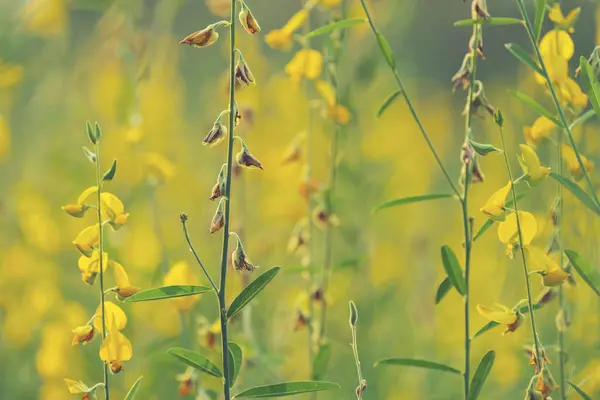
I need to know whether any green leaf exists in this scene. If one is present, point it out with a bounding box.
[565,249,600,297]
[305,18,366,39]
[454,17,523,27]
[468,139,502,156]
[228,342,243,388]
[441,245,466,296]
[473,191,528,241]
[549,172,600,217]
[103,159,117,181]
[375,358,461,374]
[377,90,402,118]
[376,33,396,69]
[567,381,593,400]
[467,351,495,400]
[95,122,103,142]
[508,90,561,126]
[82,146,97,164]
[124,285,212,303]
[435,277,453,305]
[505,43,544,76]
[312,343,332,380]
[473,303,542,338]
[233,381,340,398]
[580,57,600,123]
[373,193,454,212]
[569,109,595,130]
[124,376,143,400]
[533,0,547,42]
[228,266,281,319]
[86,120,97,144]
[167,348,223,378]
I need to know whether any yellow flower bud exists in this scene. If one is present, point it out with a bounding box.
[480,181,512,221]
[62,204,88,218]
[204,121,228,147]
[234,57,256,87]
[71,325,95,346]
[239,4,261,35]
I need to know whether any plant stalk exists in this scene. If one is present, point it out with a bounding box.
[557,121,566,400]
[350,324,363,400]
[181,219,219,294]
[497,123,543,370]
[216,1,237,397]
[93,144,110,400]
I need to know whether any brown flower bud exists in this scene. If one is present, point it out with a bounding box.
[463,81,495,118]
[179,26,219,48]
[231,234,257,272]
[294,309,309,331]
[451,54,472,92]
[239,4,261,35]
[210,200,225,234]
[235,57,256,87]
[204,121,227,147]
[471,0,490,20]
[210,166,227,201]
[236,143,263,170]
[535,287,556,306]
[469,32,484,59]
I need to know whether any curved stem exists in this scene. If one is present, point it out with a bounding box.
[497,122,542,370]
[93,144,110,400]
[181,218,219,293]
[216,1,237,397]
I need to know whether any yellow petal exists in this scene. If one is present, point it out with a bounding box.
[282,9,309,33]
[78,250,108,274]
[528,247,569,287]
[519,144,550,182]
[562,144,594,180]
[285,50,323,81]
[77,186,98,205]
[94,301,127,332]
[480,181,512,220]
[316,80,336,106]
[72,224,100,254]
[111,260,131,289]
[316,0,342,7]
[265,29,293,50]
[100,192,125,219]
[540,29,574,60]
[64,379,89,394]
[99,330,132,362]
[498,211,537,248]
[476,304,518,325]
[524,116,556,146]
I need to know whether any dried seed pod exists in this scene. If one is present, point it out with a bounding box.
[179,26,219,48]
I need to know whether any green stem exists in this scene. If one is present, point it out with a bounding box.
[497,122,543,371]
[350,324,363,400]
[93,144,110,400]
[515,0,600,209]
[359,0,460,198]
[215,1,237,398]
[557,120,566,400]
[181,218,219,294]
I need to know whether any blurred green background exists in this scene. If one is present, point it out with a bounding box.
[0,0,599,399]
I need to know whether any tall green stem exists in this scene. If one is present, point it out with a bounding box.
[497,122,543,370]
[93,144,110,400]
[515,0,600,209]
[556,124,566,400]
[217,1,237,397]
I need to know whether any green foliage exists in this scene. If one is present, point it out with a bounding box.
[375,358,461,374]
[168,348,223,378]
[124,286,212,303]
[227,266,281,319]
[233,381,341,398]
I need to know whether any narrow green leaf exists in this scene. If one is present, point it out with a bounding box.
[375,358,461,374]
[373,193,454,213]
[377,90,402,118]
[533,0,547,42]
[168,348,223,378]
[454,17,523,27]
[376,33,396,69]
[95,122,103,142]
[580,57,600,122]
[103,159,117,181]
[549,172,600,217]
[312,344,332,380]
[468,139,502,156]
[508,89,561,126]
[565,249,600,297]
[473,303,543,338]
[467,351,495,400]
[124,285,212,303]
[86,120,97,144]
[441,245,466,296]
[228,342,243,388]
[473,192,528,241]
[233,381,340,398]
[228,266,281,319]
[82,146,97,164]
[435,277,453,305]
[569,109,595,130]
[124,376,143,400]
[505,43,544,76]
[305,18,365,39]
[567,381,593,400]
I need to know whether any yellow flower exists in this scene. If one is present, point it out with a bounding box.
[540,30,574,60]
[480,181,512,221]
[100,193,130,230]
[523,116,556,147]
[548,3,580,33]
[498,211,537,257]
[78,250,108,285]
[144,153,176,185]
[265,10,309,50]
[557,78,588,109]
[94,301,127,332]
[561,144,594,181]
[316,80,351,125]
[285,50,323,81]
[99,325,132,374]
[22,0,67,37]
[72,225,100,256]
[317,0,342,7]
[518,144,550,185]
[111,261,140,299]
[62,186,97,218]
[476,303,522,334]
[71,325,94,346]
[64,379,90,395]
[0,61,24,88]
[176,367,196,397]
[164,261,201,312]
[527,246,569,287]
